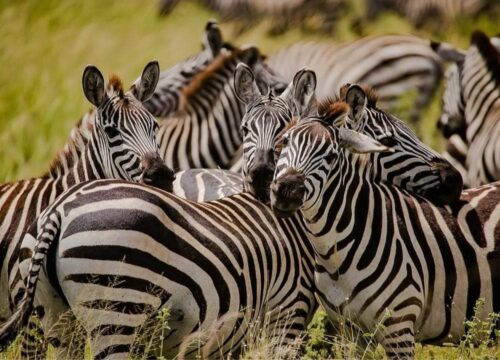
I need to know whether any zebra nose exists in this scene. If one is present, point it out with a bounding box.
[430,160,463,205]
[270,172,306,217]
[141,153,175,192]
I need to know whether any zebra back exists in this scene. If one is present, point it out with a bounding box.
[267,35,443,122]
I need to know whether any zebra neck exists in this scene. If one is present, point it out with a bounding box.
[51,137,106,188]
[47,110,95,178]
[301,153,375,269]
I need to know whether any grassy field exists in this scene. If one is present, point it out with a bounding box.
[0,0,499,358]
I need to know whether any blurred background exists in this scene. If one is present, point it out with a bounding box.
[0,0,498,181]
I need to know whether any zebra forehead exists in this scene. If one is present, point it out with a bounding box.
[107,74,124,98]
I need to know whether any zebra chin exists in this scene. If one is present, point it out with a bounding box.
[421,159,464,205]
[139,153,176,192]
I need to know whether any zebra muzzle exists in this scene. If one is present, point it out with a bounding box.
[140,153,175,192]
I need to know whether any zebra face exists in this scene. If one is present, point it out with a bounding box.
[84,61,175,191]
[343,84,463,205]
[271,112,390,218]
[235,64,316,202]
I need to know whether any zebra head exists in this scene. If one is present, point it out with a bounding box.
[271,104,390,218]
[431,40,467,139]
[341,84,463,205]
[234,63,316,202]
[432,32,500,139]
[83,61,175,191]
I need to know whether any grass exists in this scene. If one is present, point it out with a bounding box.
[0,0,499,358]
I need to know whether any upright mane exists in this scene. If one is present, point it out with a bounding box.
[471,30,500,87]
[318,97,350,126]
[47,109,96,178]
[179,47,259,110]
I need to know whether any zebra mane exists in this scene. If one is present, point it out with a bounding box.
[318,99,350,126]
[107,74,125,98]
[46,109,96,178]
[179,48,248,110]
[471,30,500,87]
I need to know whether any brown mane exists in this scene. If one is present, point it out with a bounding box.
[108,74,125,98]
[179,49,243,110]
[338,83,379,108]
[318,97,350,126]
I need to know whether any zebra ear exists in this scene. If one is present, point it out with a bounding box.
[234,63,261,105]
[345,84,367,123]
[338,128,393,154]
[430,41,465,63]
[82,65,106,107]
[292,68,317,117]
[203,20,223,57]
[133,60,160,102]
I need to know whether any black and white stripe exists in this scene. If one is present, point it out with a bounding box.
[267,35,443,123]
[271,89,499,358]
[156,45,286,171]
[0,61,171,343]
[433,31,500,187]
[364,0,488,28]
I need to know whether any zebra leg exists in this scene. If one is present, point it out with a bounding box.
[380,320,416,359]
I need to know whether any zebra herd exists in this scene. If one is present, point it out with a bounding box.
[0,20,499,360]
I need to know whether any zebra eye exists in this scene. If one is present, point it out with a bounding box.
[282,134,289,146]
[241,124,249,135]
[379,136,398,147]
[104,126,120,139]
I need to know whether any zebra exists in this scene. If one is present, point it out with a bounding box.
[270,87,499,358]
[432,30,500,187]
[0,67,319,359]
[0,68,463,358]
[0,61,175,354]
[155,42,287,171]
[363,0,489,28]
[158,0,346,35]
[267,34,443,123]
[143,20,226,118]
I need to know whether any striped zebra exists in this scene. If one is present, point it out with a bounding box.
[0,68,463,358]
[267,35,443,123]
[364,0,489,28]
[143,20,225,118]
[270,88,499,358]
[158,0,346,35]
[155,42,286,171]
[432,30,500,187]
[0,68,319,359]
[0,60,173,328]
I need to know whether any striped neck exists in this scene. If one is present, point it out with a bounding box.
[301,151,377,266]
[47,109,95,178]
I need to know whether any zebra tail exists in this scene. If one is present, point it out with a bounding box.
[0,210,61,350]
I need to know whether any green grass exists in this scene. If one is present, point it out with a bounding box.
[0,1,499,358]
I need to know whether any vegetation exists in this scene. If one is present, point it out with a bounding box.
[0,0,498,358]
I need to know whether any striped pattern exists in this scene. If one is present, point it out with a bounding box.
[271,102,499,358]
[267,35,443,122]
[143,21,224,118]
[0,62,168,325]
[435,31,500,187]
[6,179,317,359]
[365,0,487,27]
[156,45,286,171]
